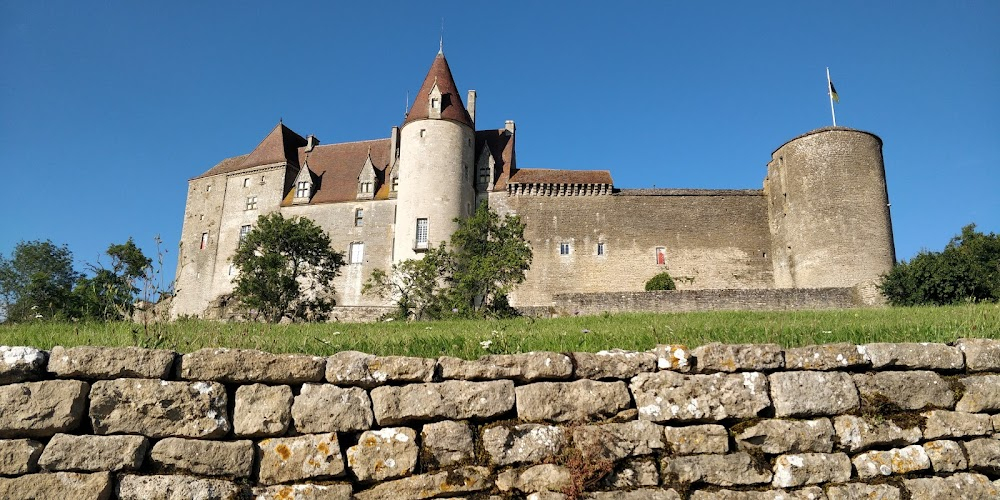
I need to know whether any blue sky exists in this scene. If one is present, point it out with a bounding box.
[1,1,998,288]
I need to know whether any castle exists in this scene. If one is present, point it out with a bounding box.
[171,49,896,319]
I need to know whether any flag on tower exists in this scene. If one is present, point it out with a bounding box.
[829,79,840,103]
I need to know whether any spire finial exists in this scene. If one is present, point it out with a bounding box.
[439,18,444,54]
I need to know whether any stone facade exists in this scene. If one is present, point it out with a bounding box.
[3,341,999,498]
[171,50,895,319]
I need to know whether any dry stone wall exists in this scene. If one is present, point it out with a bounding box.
[2,341,1000,499]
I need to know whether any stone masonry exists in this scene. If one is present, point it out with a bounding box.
[2,341,999,499]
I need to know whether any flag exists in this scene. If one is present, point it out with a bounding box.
[829,79,840,103]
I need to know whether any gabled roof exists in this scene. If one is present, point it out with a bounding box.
[239,122,308,170]
[475,129,516,190]
[290,138,393,205]
[403,52,473,128]
[507,168,614,186]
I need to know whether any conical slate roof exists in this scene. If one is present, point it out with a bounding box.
[403,52,473,128]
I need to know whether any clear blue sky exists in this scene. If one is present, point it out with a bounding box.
[2,1,998,288]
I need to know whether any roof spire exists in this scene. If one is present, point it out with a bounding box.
[439,18,444,54]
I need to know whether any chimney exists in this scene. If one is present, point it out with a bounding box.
[504,120,515,134]
[305,135,320,153]
[389,126,400,159]
[467,90,477,127]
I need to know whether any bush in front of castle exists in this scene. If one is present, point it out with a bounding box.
[645,272,677,291]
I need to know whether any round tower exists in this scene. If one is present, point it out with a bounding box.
[393,51,476,263]
[764,127,895,288]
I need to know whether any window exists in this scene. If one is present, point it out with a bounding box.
[419,129,426,138]
[245,196,257,210]
[239,225,251,242]
[243,178,250,188]
[296,181,310,198]
[361,182,372,193]
[228,265,234,276]
[415,218,429,249]
[656,247,666,265]
[206,185,212,192]
[391,176,398,192]
[431,97,439,109]
[350,242,365,264]
[355,208,364,227]
[560,242,570,255]
[200,232,208,250]
[597,242,605,256]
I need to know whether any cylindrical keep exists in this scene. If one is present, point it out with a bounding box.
[766,127,895,288]
[393,119,475,262]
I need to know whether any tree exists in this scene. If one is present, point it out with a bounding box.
[364,203,532,319]
[880,224,1000,306]
[645,272,677,291]
[73,238,152,320]
[449,202,532,316]
[0,240,79,322]
[231,212,344,322]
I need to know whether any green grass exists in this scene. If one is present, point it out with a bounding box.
[1,303,997,359]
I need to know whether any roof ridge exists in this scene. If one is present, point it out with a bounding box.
[307,137,390,148]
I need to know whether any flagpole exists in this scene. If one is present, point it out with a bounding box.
[827,67,837,127]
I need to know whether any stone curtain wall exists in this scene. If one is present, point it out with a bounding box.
[1,342,1000,500]
[553,288,862,316]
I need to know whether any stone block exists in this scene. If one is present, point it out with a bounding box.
[864,342,964,370]
[39,433,147,472]
[150,438,254,478]
[0,438,43,475]
[497,464,573,493]
[352,466,490,500]
[571,349,657,379]
[771,452,851,488]
[662,452,772,486]
[833,414,922,453]
[252,484,353,500]
[692,342,783,372]
[326,351,435,387]
[257,433,345,485]
[482,424,566,466]
[769,371,859,417]
[690,487,825,500]
[516,380,631,423]
[117,473,240,500]
[903,473,999,500]
[663,424,729,454]
[956,338,1000,371]
[632,371,770,423]
[292,384,373,433]
[784,343,870,370]
[420,420,474,468]
[47,346,174,379]
[852,445,930,479]
[438,352,572,382]
[371,380,514,425]
[234,383,292,437]
[0,380,88,438]
[735,418,834,454]
[592,490,680,500]
[0,346,47,384]
[826,483,901,500]
[598,457,659,489]
[346,427,418,482]
[652,344,693,372]
[179,348,324,383]
[922,409,992,439]
[571,420,665,461]
[89,378,229,439]
[965,437,1000,473]
[0,471,111,499]
[853,371,955,411]
[956,374,1000,412]
[923,439,967,472]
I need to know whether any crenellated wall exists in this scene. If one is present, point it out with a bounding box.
[1,341,999,499]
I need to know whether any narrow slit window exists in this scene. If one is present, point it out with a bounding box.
[597,242,605,256]
[560,242,570,255]
[200,232,208,250]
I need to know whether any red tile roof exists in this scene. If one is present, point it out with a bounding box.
[403,53,473,128]
[508,168,613,186]
[193,154,249,180]
[293,138,392,205]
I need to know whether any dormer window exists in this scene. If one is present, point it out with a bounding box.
[357,152,378,200]
[292,162,315,205]
[295,181,310,198]
[431,97,439,109]
[428,80,443,119]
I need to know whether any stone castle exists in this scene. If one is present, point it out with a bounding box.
[171,49,895,318]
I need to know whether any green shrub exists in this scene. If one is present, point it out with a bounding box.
[645,272,676,291]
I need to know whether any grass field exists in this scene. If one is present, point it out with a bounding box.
[1,303,997,359]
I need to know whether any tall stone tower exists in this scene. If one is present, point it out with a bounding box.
[393,50,476,262]
[765,127,895,288]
